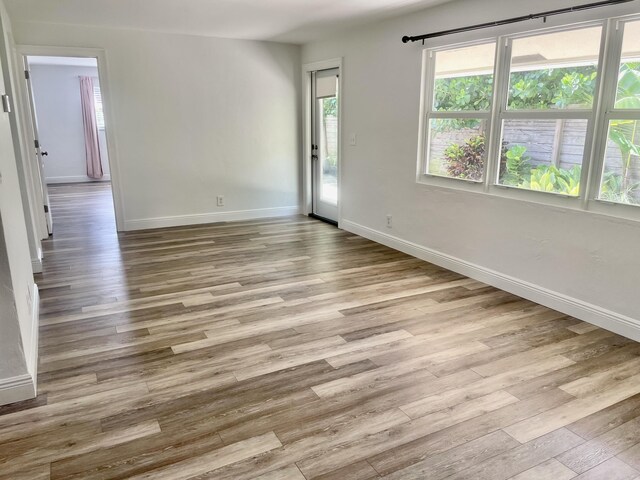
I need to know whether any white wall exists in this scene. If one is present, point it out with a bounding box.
[0,0,42,270]
[302,0,640,332]
[0,0,37,405]
[29,63,111,183]
[11,23,302,230]
[0,217,28,380]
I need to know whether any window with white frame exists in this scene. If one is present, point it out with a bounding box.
[598,19,640,206]
[420,14,640,214]
[496,26,602,196]
[424,42,496,181]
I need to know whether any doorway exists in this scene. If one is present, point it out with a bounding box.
[306,62,341,226]
[21,54,118,235]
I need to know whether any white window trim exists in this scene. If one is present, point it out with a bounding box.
[417,13,640,224]
[419,38,496,191]
[590,17,640,220]
[489,21,605,205]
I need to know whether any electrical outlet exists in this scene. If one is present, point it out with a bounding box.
[349,133,357,146]
[216,195,225,207]
[386,214,392,228]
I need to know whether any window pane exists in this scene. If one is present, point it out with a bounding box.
[615,21,640,109]
[599,119,640,206]
[94,85,105,129]
[508,26,602,110]
[498,119,587,196]
[319,97,338,205]
[428,118,487,180]
[433,43,495,112]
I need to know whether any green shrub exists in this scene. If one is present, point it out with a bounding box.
[500,145,532,186]
[443,135,486,181]
[523,165,582,196]
[601,171,640,204]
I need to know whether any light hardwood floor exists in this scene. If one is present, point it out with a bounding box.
[1,182,640,479]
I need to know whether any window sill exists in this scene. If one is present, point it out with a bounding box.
[416,175,640,225]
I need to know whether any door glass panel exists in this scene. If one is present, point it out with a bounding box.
[318,96,338,205]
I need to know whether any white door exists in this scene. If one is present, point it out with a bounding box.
[23,62,52,235]
[311,68,339,224]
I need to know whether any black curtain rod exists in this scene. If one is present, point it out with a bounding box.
[401,0,636,43]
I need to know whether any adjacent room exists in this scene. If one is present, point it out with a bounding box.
[0,0,639,479]
[27,56,111,185]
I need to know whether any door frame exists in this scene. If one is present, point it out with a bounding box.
[302,58,342,227]
[14,44,126,232]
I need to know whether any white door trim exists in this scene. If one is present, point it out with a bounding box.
[302,58,343,227]
[14,44,126,232]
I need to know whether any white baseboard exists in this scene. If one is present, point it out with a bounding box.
[124,206,301,231]
[342,219,640,343]
[0,374,36,407]
[31,247,43,274]
[0,285,41,406]
[28,285,39,379]
[46,174,111,184]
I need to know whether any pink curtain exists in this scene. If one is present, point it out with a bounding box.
[79,76,103,179]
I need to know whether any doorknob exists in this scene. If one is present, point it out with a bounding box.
[41,151,48,156]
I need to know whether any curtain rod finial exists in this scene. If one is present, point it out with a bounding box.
[402,35,411,43]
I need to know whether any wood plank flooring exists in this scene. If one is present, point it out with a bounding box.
[1,182,640,479]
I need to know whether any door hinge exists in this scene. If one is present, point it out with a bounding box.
[34,139,39,149]
[24,70,30,80]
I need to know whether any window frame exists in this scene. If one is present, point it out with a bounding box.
[590,17,640,213]
[419,38,498,191]
[489,22,607,201]
[417,13,640,222]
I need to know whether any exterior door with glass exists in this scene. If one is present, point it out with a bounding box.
[311,68,339,223]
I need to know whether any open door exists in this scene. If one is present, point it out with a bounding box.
[310,68,339,225]
[23,59,52,235]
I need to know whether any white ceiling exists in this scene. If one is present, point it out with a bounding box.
[4,0,454,44]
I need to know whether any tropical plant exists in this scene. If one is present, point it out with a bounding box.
[554,70,598,108]
[498,144,582,195]
[323,97,337,117]
[434,74,493,112]
[443,135,485,181]
[434,66,598,112]
[523,165,582,196]
[500,145,531,186]
[436,62,640,200]
[600,171,640,204]
[608,63,640,195]
[508,66,598,109]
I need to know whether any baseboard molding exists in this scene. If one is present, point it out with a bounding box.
[342,219,640,343]
[0,374,36,407]
[124,206,301,231]
[46,175,111,184]
[0,285,42,406]
[31,247,43,274]
[28,285,39,379]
